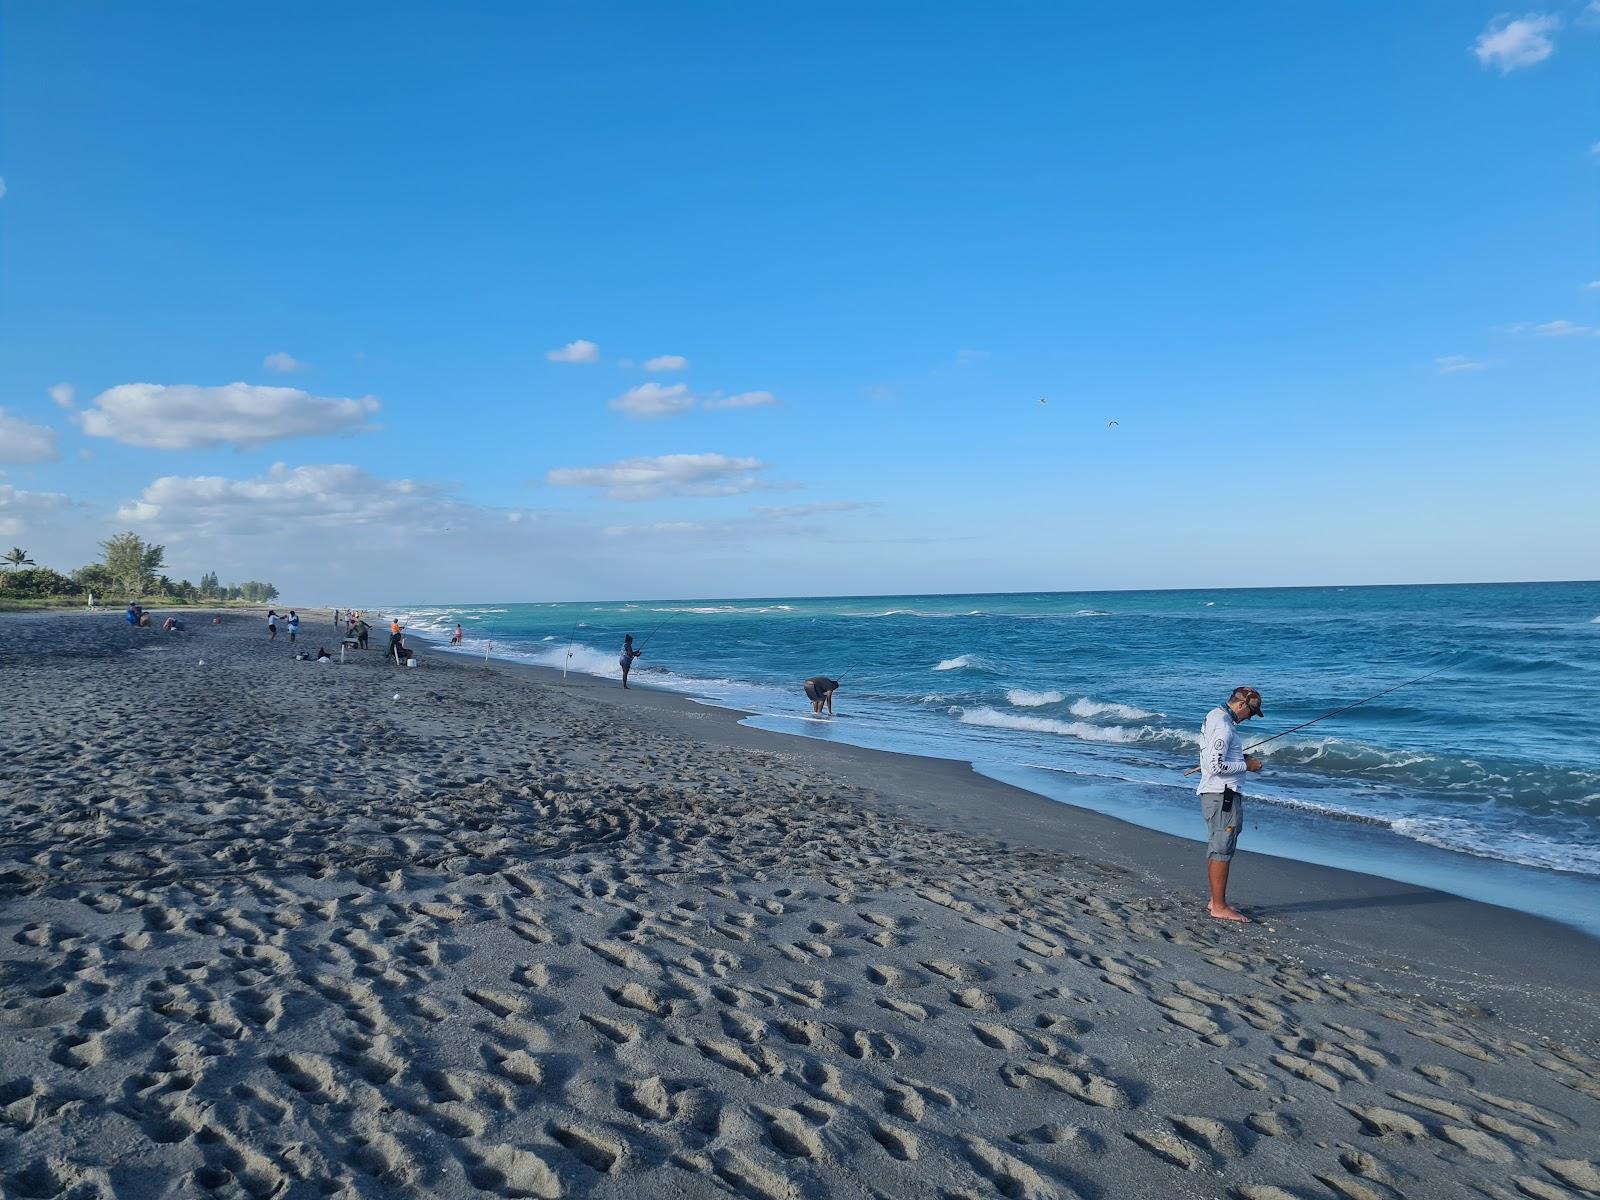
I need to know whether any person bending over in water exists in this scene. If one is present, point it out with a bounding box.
[803,676,840,716]
[619,634,643,688]
[451,624,463,645]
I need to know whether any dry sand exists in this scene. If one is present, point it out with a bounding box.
[1,608,1597,1200]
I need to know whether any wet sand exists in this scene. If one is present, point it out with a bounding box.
[1,608,1596,1200]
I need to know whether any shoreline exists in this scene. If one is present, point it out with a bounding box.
[415,637,1599,1040]
[419,628,1600,950]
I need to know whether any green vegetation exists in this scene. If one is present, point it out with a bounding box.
[0,534,280,610]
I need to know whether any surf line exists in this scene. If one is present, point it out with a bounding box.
[1180,661,1456,777]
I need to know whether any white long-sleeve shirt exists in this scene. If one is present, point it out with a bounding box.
[1196,705,1248,794]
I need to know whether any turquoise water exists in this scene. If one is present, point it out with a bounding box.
[391,583,1600,936]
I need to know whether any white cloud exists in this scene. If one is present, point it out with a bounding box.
[1531,319,1593,336]
[79,383,380,450]
[0,409,60,464]
[1583,280,1600,290]
[703,391,777,410]
[610,382,696,419]
[1472,13,1560,73]
[263,351,308,373]
[546,339,599,364]
[1435,355,1491,374]
[547,453,769,500]
[956,349,991,366]
[116,462,451,534]
[610,383,779,418]
[644,355,689,372]
[0,483,69,537]
[602,521,706,538]
[49,383,75,410]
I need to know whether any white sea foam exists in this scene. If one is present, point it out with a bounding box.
[934,654,998,673]
[958,706,1197,747]
[1006,688,1064,708]
[1069,697,1155,720]
[1073,609,1110,617]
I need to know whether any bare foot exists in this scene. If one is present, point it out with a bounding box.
[1207,903,1250,923]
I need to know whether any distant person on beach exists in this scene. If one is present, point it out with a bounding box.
[334,609,341,628]
[356,619,370,650]
[287,611,300,643]
[619,634,642,688]
[390,618,402,638]
[451,624,464,645]
[1196,685,1264,923]
[803,676,840,716]
[162,616,182,633]
[138,610,152,628]
[267,610,279,639]
[124,603,139,626]
[316,647,332,662]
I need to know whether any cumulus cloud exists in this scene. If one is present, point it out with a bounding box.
[0,483,69,537]
[1532,319,1593,336]
[1472,13,1560,72]
[644,355,689,372]
[0,409,60,464]
[116,462,452,534]
[610,384,778,418]
[546,339,599,364]
[263,351,308,373]
[1435,355,1491,373]
[702,391,777,410]
[547,453,770,500]
[610,383,696,419]
[79,383,380,450]
[49,383,75,410]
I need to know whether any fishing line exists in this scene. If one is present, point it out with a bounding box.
[1181,659,1456,776]
[636,608,681,653]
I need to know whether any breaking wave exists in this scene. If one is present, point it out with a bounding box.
[1006,688,1065,707]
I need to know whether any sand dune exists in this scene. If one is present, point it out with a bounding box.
[0,611,1596,1199]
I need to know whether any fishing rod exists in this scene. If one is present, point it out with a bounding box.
[1180,662,1454,776]
[562,617,582,679]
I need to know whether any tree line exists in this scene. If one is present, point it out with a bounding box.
[0,533,279,604]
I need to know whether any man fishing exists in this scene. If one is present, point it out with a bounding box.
[1196,685,1264,922]
[803,676,840,717]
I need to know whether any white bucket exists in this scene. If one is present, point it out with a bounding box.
[407,657,418,668]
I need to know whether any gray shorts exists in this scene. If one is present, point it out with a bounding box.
[1201,790,1243,861]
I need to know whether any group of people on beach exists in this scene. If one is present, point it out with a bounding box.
[265,609,301,642]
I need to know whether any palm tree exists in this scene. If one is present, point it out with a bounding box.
[2,547,35,570]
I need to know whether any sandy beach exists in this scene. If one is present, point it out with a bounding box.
[1,608,1597,1200]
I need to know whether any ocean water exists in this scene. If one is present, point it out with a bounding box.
[390,583,1600,937]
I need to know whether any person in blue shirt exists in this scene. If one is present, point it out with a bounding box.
[124,602,139,626]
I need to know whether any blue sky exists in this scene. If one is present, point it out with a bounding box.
[1,3,1596,602]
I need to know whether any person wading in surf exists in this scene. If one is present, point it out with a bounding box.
[1196,685,1264,922]
[803,676,840,717]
